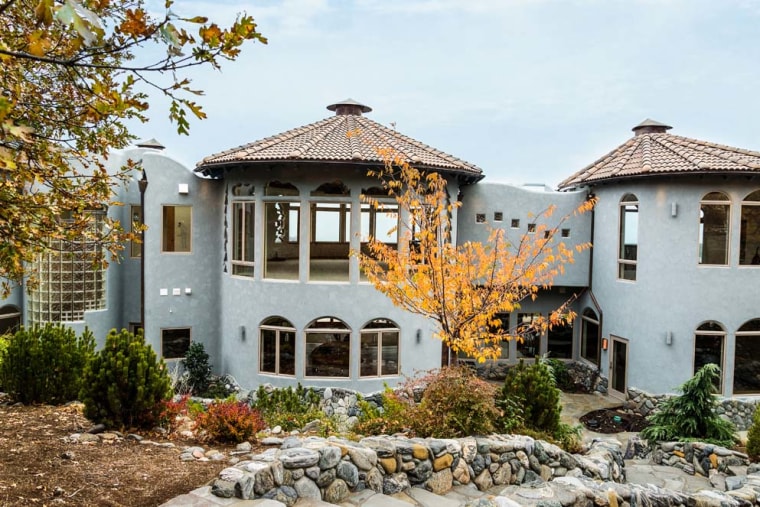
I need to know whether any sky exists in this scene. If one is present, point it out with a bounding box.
[132,0,760,188]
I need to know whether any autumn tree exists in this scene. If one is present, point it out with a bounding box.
[355,151,594,363]
[0,0,266,295]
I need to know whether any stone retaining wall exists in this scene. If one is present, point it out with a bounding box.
[209,434,624,504]
[626,387,759,430]
[458,359,609,394]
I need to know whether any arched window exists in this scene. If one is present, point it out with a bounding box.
[305,317,350,377]
[264,181,300,280]
[694,321,725,393]
[231,184,255,277]
[733,319,760,394]
[618,194,638,280]
[580,308,600,365]
[260,316,296,376]
[310,181,351,281]
[699,192,730,265]
[360,319,399,377]
[0,305,21,335]
[740,190,760,266]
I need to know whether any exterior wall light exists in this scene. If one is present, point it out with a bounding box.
[601,338,608,350]
[665,331,673,345]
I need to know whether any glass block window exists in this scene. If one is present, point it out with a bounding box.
[28,211,107,323]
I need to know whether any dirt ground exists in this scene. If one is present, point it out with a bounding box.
[0,402,247,506]
[579,407,650,433]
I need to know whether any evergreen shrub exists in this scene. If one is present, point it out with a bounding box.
[640,363,736,447]
[0,324,95,404]
[253,383,322,431]
[80,329,171,429]
[746,404,760,461]
[182,342,212,395]
[498,358,562,434]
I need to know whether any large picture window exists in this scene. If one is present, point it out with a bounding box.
[694,321,725,393]
[699,192,729,266]
[740,190,760,266]
[733,319,760,394]
[162,205,192,253]
[618,194,638,280]
[260,316,295,376]
[360,319,399,377]
[264,181,300,280]
[162,328,191,359]
[310,181,351,282]
[305,317,350,377]
[581,308,600,366]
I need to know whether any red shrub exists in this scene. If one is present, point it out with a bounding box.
[195,400,265,443]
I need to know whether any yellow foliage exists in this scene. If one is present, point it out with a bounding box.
[353,154,594,363]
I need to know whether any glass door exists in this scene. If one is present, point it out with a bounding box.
[610,336,628,397]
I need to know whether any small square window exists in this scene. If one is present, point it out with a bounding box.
[162,328,191,359]
[511,219,520,228]
[476,213,486,223]
[494,212,503,222]
[527,223,536,233]
[544,230,551,239]
[561,228,570,238]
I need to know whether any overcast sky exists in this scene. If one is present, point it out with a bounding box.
[133,0,760,188]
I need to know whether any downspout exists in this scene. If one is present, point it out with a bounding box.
[586,190,604,360]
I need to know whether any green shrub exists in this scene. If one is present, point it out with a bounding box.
[746,404,760,461]
[412,366,499,438]
[354,388,415,436]
[253,384,322,431]
[640,363,736,447]
[498,358,562,434]
[196,399,265,443]
[182,342,212,395]
[0,324,95,404]
[356,367,499,439]
[546,358,574,392]
[80,329,172,429]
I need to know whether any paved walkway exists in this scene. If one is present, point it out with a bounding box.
[161,392,717,507]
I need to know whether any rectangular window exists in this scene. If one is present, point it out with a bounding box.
[516,313,541,358]
[511,219,520,228]
[264,201,300,280]
[162,205,192,253]
[476,213,486,223]
[232,202,255,277]
[527,223,536,234]
[130,205,142,258]
[547,322,573,359]
[581,313,600,366]
[618,196,638,280]
[561,228,570,238]
[260,327,296,375]
[162,328,191,359]
[494,212,503,222]
[310,202,350,281]
[360,331,399,377]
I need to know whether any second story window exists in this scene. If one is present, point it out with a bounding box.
[162,205,192,253]
[699,192,730,266]
[618,194,638,280]
[740,190,760,266]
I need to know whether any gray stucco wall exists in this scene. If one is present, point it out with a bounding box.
[588,176,760,396]
[457,182,592,287]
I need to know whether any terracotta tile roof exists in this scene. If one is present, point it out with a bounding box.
[195,99,483,180]
[558,120,760,189]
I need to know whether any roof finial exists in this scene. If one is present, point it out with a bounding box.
[327,98,372,116]
[632,119,672,136]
